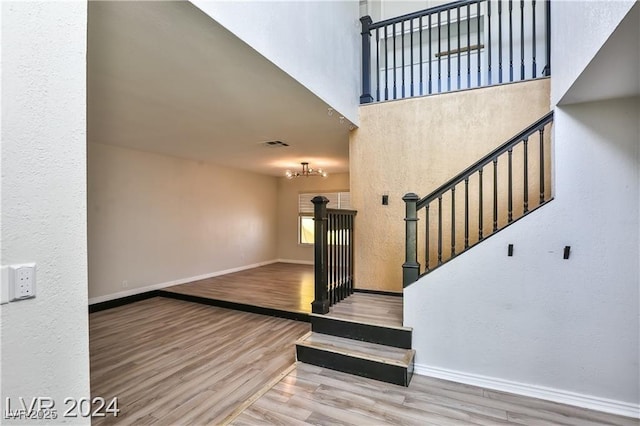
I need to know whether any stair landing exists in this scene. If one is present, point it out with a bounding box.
[324,292,403,328]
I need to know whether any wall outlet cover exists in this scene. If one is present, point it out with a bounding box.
[8,263,36,301]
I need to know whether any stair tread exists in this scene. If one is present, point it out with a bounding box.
[297,332,415,367]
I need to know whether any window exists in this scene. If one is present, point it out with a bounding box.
[298,192,350,245]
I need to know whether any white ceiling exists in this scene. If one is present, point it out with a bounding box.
[561,3,639,105]
[88,1,353,176]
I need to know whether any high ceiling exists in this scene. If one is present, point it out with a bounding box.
[561,3,639,105]
[88,1,352,177]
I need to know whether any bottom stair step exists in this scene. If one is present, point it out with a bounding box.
[295,332,415,387]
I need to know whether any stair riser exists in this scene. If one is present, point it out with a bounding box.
[311,316,412,349]
[296,345,413,387]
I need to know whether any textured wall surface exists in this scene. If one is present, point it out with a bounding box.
[88,143,279,301]
[276,173,350,263]
[1,1,90,419]
[406,96,640,411]
[192,0,360,125]
[350,78,550,291]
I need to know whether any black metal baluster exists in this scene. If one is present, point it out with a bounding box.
[393,23,397,99]
[336,213,341,301]
[539,126,545,203]
[467,3,471,88]
[508,148,513,222]
[341,214,345,300]
[493,158,498,231]
[425,205,430,271]
[509,0,513,82]
[335,214,339,303]
[520,0,525,80]
[401,21,405,98]
[384,25,389,100]
[349,214,354,294]
[376,28,380,101]
[329,214,338,305]
[464,178,469,249]
[479,169,484,240]
[428,13,433,94]
[438,12,442,93]
[438,196,443,265]
[476,0,481,86]
[327,213,333,305]
[523,137,529,212]
[451,187,456,257]
[457,6,461,89]
[498,1,503,83]
[532,0,537,76]
[544,0,551,75]
[410,19,414,96]
[447,9,451,91]
[487,0,492,84]
[419,16,423,95]
[333,213,337,304]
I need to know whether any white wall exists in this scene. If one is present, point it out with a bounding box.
[551,0,636,105]
[191,0,360,126]
[405,97,640,416]
[1,0,90,420]
[88,143,279,302]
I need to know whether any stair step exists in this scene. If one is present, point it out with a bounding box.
[310,313,412,349]
[295,331,415,386]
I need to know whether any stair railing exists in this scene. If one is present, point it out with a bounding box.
[311,196,357,314]
[360,0,552,103]
[403,111,553,286]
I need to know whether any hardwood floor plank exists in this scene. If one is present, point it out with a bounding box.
[325,293,404,328]
[89,297,309,426]
[162,263,315,314]
[236,363,638,426]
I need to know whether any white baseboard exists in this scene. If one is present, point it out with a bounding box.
[276,259,314,265]
[413,364,640,419]
[88,259,279,305]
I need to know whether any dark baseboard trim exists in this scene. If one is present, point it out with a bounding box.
[158,291,310,323]
[89,291,160,313]
[354,288,403,297]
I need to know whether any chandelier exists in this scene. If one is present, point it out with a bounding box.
[285,162,328,179]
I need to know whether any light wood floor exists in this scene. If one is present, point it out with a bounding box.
[324,292,404,328]
[89,297,309,425]
[232,363,639,426]
[162,263,315,314]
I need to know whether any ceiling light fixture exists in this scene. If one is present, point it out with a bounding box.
[285,162,328,179]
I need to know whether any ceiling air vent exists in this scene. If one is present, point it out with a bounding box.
[262,140,289,148]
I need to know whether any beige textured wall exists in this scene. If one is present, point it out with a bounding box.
[88,143,278,300]
[276,173,350,262]
[350,78,550,291]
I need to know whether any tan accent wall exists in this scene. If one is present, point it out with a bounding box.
[276,173,350,262]
[350,78,551,292]
[88,142,278,299]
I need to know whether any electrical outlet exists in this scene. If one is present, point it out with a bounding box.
[122,280,128,288]
[8,263,36,301]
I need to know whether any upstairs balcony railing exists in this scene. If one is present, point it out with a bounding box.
[360,0,551,104]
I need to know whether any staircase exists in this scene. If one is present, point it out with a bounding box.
[298,111,554,387]
[296,293,415,386]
